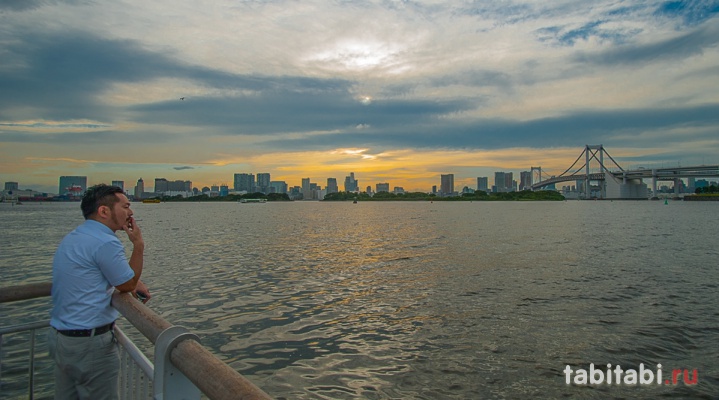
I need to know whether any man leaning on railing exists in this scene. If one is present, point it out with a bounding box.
[48,184,151,400]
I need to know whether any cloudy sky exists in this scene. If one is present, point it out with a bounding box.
[1,0,718,194]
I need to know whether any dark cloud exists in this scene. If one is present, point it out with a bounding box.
[616,149,718,165]
[457,2,535,25]
[431,69,514,90]
[0,121,110,129]
[573,23,719,66]
[128,92,473,135]
[0,31,175,120]
[2,2,718,177]
[0,0,88,12]
[7,97,716,158]
[173,166,194,170]
[536,18,644,47]
[0,129,174,145]
[0,30,350,121]
[261,103,719,151]
[0,0,50,12]
[564,20,640,46]
[0,129,117,143]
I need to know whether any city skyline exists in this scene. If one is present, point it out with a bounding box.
[0,147,716,194]
[2,2,718,194]
[5,170,717,200]
[8,168,531,196]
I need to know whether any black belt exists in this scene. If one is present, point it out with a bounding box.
[56,322,114,337]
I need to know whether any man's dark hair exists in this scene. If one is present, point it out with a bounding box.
[81,184,124,219]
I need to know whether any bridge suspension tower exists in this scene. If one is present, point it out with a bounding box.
[530,167,542,189]
[580,145,624,198]
[537,144,624,198]
[531,145,719,199]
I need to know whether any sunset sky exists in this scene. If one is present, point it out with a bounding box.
[1,1,718,194]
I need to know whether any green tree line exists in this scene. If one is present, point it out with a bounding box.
[694,184,719,194]
[323,190,565,201]
[148,192,291,202]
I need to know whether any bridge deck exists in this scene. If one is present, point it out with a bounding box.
[532,165,719,190]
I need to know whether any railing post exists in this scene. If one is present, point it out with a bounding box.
[585,145,590,199]
[1,332,4,393]
[28,329,36,400]
[154,326,201,400]
[2,285,272,399]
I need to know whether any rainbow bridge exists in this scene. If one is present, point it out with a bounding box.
[530,145,719,199]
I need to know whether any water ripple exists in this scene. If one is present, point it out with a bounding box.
[2,202,719,398]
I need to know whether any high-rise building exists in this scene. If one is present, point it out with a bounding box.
[154,178,168,193]
[256,173,271,194]
[302,178,312,200]
[495,172,513,192]
[494,172,504,192]
[59,176,87,196]
[168,180,192,192]
[376,183,390,193]
[440,174,454,196]
[134,178,145,200]
[150,179,191,194]
[326,178,338,194]
[4,182,19,191]
[520,171,532,191]
[270,181,288,194]
[477,177,488,192]
[111,181,124,192]
[289,186,302,200]
[234,173,255,192]
[344,172,358,192]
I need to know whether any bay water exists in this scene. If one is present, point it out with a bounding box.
[1,200,717,399]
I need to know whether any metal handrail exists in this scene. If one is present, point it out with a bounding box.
[112,291,271,399]
[2,322,153,399]
[114,327,154,378]
[0,282,272,400]
[0,320,49,399]
[0,320,48,335]
[0,282,52,303]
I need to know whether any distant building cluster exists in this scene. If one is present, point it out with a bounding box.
[557,177,716,200]
[3,170,716,202]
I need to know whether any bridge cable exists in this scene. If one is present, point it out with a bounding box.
[601,149,625,172]
[586,151,617,174]
[569,163,588,176]
[556,149,587,178]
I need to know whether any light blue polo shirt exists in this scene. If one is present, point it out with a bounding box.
[50,220,136,330]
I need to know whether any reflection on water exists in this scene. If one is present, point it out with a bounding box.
[1,201,718,398]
